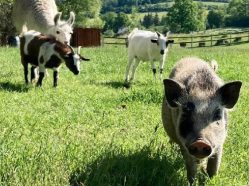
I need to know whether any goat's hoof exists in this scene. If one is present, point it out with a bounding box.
[124,81,131,89]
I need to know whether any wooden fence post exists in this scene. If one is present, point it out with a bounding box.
[191,34,193,48]
[211,35,213,47]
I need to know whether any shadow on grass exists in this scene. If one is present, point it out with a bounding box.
[0,82,30,92]
[118,88,162,104]
[69,147,186,186]
[101,81,126,89]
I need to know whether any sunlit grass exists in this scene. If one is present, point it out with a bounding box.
[0,44,249,185]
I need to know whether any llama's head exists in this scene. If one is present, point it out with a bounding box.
[49,11,75,45]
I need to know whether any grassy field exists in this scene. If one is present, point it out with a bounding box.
[0,44,249,186]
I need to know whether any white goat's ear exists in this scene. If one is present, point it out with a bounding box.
[156,31,160,38]
[68,12,75,26]
[151,39,158,44]
[165,31,171,37]
[54,12,62,25]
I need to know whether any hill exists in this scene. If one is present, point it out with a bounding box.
[101,0,229,14]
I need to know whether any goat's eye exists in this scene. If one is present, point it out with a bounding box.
[56,31,60,34]
[70,32,73,35]
[213,109,222,121]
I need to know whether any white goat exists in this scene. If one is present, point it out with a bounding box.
[12,0,75,44]
[125,28,174,85]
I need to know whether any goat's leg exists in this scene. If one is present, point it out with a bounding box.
[36,66,45,87]
[23,64,29,85]
[125,56,134,83]
[130,59,140,81]
[36,72,44,87]
[159,58,165,80]
[150,61,156,81]
[30,66,37,83]
[21,57,29,84]
[53,70,59,87]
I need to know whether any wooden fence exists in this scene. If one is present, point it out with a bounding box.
[103,30,249,48]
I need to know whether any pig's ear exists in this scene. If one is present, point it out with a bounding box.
[163,79,185,107]
[217,81,242,109]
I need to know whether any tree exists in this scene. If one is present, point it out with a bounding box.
[166,0,200,33]
[207,10,224,29]
[153,13,160,26]
[56,0,103,28]
[113,13,131,33]
[130,6,140,28]
[102,12,117,31]
[227,0,247,17]
[0,0,15,45]
[142,14,154,28]
[225,0,249,27]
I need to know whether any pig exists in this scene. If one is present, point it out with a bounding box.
[161,57,242,184]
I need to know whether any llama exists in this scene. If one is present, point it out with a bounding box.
[12,0,75,44]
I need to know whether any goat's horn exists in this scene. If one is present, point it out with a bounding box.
[77,46,81,54]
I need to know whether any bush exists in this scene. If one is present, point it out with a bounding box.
[225,16,249,27]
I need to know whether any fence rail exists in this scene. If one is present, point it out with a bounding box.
[103,30,249,48]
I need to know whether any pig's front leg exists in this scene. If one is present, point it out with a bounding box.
[181,148,197,185]
[207,148,223,177]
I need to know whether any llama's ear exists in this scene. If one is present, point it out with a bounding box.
[54,12,62,25]
[67,12,75,26]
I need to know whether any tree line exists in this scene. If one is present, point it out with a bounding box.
[0,0,249,44]
[101,0,249,35]
[101,0,172,13]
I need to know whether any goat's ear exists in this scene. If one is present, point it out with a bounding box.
[168,39,174,43]
[151,39,158,44]
[80,55,90,61]
[54,12,62,25]
[163,79,185,107]
[217,81,242,109]
[165,31,171,37]
[67,12,75,25]
[156,31,161,38]
[166,39,174,47]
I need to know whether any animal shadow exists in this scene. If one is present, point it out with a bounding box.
[69,147,186,186]
[0,82,30,92]
[101,81,127,89]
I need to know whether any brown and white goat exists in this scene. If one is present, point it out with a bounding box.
[20,30,89,87]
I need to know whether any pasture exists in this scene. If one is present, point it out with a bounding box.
[0,44,249,185]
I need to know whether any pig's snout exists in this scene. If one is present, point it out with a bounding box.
[188,140,212,159]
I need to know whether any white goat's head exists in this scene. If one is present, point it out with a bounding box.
[49,11,75,44]
[151,31,174,55]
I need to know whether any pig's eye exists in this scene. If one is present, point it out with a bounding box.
[183,102,195,112]
[213,109,222,121]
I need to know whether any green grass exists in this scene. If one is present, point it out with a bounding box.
[194,0,228,6]
[0,44,249,185]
